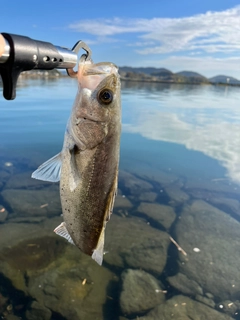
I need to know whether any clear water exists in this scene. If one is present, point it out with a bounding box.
[0,78,240,319]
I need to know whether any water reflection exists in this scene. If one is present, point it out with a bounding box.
[122,80,240,184]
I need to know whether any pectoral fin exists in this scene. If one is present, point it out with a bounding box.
[31,153,62,182]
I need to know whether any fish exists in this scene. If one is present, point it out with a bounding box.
[32,58,121,265]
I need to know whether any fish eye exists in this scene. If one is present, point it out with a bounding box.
[97,89,113,105]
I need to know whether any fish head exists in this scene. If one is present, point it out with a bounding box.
[70,61,121,149]
[77,61,121,122]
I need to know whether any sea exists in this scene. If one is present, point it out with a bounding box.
[0,77,240,320]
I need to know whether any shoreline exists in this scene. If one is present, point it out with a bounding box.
[120,77,240,87]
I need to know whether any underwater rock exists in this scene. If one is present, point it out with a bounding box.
[4,315,21,320]
[4,171,52,190]
[118,171,153,194]
[128,166,178,186]
[105,214,170,275]
[208,196,240,217]
[114,195,133,209]
[0,170,10,189]
[0,217,117,320]
[164,185,189,205]
[0,292,8,314]
[25,301,51,320]
[1,185,61,216]
[185,178,240,196]
[120,269,165,315]
[137,202,176,229]
[218,300,239,316]
[137,295,233,320]
[27,244,116,320]
[175,200,240,301]
[205,292,214,299]
[0,205,8,222]
[195,294,215,308]
[0,217,63,293]
[6,216,46,224]
[138,192,158,202]
[167,272,203,296]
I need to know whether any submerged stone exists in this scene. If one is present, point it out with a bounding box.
[128,166,178,186]
[105,214,170,275]
[114,195,133,208]
[25,301,51,320]
[0,205,8,222]
[175,200,240,301]
[195,294,215,308]
[6,216,46,224]
[137,295,233,320]
[1,236,66,271]
[209,196,240,216]
[120,269,165,315]
[0,217,64,292]
[137,202,176,229]
[167,272,203,296]
[218,300,240,316]
[0,217,117,320]
[118,170,153,194]
[1,185,61,216]
[0,170,10,190]
[138,192,158,202]
[27,245,116,320]
[4,171,51,190]
[164,185,189,205]
[185,178,240,196]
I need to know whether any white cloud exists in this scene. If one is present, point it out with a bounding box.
[68,6,240,55]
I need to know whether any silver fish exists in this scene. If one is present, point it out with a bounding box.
[32,58,121,265]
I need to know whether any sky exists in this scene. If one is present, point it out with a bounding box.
[2,0,240,78]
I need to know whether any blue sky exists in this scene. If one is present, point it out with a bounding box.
[2,0,240,78]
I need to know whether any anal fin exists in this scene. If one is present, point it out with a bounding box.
[92,225,105,265]
[54,222,75,245]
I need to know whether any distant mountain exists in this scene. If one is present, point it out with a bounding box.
[119,66,209,84]
[119,66,165,75]
[176,70,206,78]
[176,71,208,83]
[209,75,240,85]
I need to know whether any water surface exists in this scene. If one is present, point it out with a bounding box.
[0,78,240,319]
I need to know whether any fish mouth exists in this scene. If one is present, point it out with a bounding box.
[83,62,118,76]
